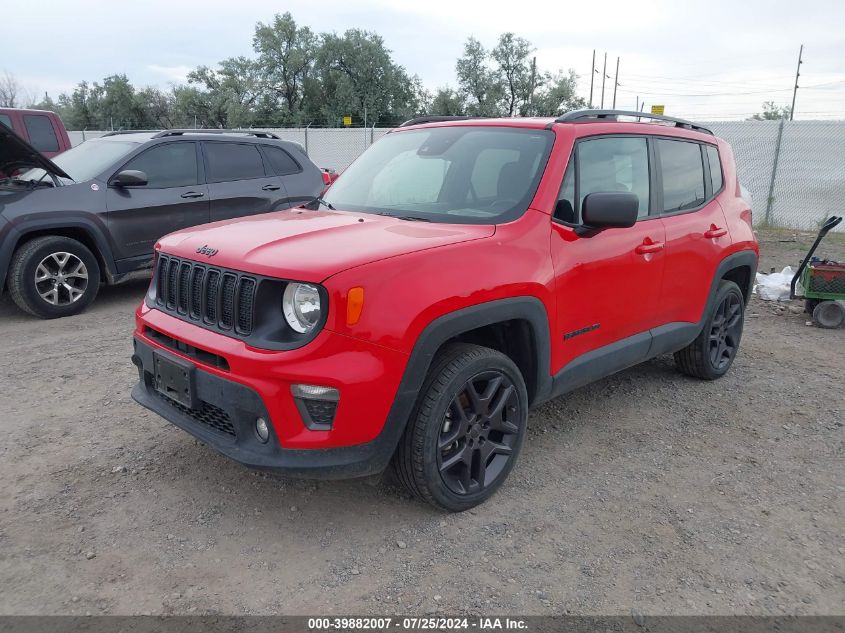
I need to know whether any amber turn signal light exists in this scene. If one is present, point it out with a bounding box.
[346,287,365,326]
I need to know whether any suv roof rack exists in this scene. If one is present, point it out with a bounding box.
[398,116,481,128]
[152,129,281,139]
[554,109,713,135]
[100,130,162,137]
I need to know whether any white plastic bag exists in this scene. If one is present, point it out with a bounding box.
[754,266,796,302]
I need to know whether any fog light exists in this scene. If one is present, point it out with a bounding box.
[255,417,270,443]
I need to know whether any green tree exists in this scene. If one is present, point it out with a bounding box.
[455,37,500,116]
[750,101,791,120]
[315,29,414,125]
[56,82,98,129]
[532,69,585,116]
[491,33,534,117]
[253,12,318,123]
[428,87,465,116]
[186,57,263,127]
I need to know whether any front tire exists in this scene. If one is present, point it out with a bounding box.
[393,343,528,512]
[674,280,745,380]
[8,236,100,319]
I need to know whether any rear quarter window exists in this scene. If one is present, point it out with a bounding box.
[263,146,302,176]
[706,145,723,193]
[23,114,60,153]
[0,114,12,129]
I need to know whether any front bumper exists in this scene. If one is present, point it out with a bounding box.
[131,305,412,478]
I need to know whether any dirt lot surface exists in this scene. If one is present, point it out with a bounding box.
[0,228,843,616]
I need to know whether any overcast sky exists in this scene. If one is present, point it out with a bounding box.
[5,0,844,121]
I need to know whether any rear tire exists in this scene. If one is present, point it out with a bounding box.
[393,343,528,512]
[812,300,845,329]
[8,236,100,319]
[674,280,745,380]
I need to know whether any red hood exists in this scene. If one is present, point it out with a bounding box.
[157,209,496,282]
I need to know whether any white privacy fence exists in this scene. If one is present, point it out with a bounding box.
[69,120,845,232]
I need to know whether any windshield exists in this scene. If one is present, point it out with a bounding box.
[18,139,140,183]
[323,126,554,224]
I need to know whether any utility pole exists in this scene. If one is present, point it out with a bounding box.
[612,56,620,109]
[790,44,803,120]
[600,52,607,108]
[589,50,596,107]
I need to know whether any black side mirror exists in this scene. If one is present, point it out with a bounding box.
[581,192,639,229]
[111,169,148,187]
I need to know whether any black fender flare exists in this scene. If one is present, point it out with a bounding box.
[707,249,758,310]
[363,296,553,473]
[0,215,119,289]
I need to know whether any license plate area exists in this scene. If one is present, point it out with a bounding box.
[153,352,196,409]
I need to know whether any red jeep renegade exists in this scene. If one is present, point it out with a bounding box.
[131,110,758,511]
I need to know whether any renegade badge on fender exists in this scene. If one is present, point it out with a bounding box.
[131,110,758,511]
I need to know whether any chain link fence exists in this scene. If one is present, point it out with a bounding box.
[69,120,844,232]
[705,120,845,232]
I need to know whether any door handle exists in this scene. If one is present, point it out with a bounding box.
[181,191,204,199]
[261,184,281,191]
[635,240,665,255]
[704,226,728,239]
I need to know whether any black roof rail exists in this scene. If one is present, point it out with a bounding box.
[398,116,481,128]
[100,130,162,137]
[554,109,713,135]
[152,129,281,139]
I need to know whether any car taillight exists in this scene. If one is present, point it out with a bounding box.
[321,168,337,186]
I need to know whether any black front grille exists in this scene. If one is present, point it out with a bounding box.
[155,391,236,437]
[154,255,257,336]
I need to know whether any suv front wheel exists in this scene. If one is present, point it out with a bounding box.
[8,236,100,319]
[394,343,528,512]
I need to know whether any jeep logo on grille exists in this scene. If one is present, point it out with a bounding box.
[195,245,218,257]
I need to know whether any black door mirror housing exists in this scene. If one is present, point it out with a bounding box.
[581,192,639,230]
[111,169,148,187]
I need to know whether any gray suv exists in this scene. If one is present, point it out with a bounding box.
[0,125,325,318]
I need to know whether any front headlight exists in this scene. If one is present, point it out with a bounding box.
[283,283,322,333]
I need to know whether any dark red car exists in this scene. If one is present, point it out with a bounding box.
[0,108,72,159]
[130,110,759,511]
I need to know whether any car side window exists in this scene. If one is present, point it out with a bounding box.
[23,115,59,153]
[263,146,302,176]
[706,144,723,193]
[205,143,266,183]
[578,136,650,218]
[121,142,199,188]
[0,113,12,129]
[657,139,706,212]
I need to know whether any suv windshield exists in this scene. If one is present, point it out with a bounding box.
[323,126,554,224]
[18,139,140,183]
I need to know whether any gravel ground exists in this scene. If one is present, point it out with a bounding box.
[0,228,842,616]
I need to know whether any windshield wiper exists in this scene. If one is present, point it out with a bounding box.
[393,215,432,222]
[9,178,53,189]
[303,196,335,210]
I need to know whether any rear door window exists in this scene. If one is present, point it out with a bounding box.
[0,114,12,129]
[657,139,706,212]
[204,143,267,182]
[262,146,301,176]
[23,114,59,152]
[120,142,199,188]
